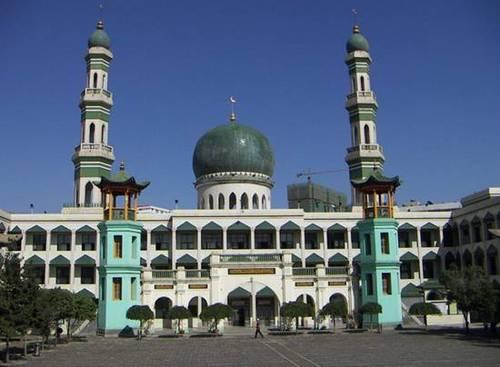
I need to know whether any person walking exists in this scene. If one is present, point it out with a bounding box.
[254,319,264,338]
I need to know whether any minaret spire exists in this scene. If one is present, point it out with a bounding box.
[72,21,115,207]
[229,96,237,122]
[344,25,385,206]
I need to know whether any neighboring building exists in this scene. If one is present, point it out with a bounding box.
[0,21,498,331]
[287,181,347,212]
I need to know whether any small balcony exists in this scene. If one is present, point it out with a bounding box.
[73,143,114,161]
[345,144,385,163]
[80,88,113,106]
[345,91,377,108]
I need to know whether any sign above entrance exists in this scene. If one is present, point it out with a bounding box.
[228,268,276,275]
[295,281,314,287]
[154,284,174,289]
[189,284,208,289]
[328,281,347,286]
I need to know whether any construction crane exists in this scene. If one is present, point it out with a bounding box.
[296,168,347,181]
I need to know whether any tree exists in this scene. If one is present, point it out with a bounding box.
[66,294,97,339]
[440,266,492,333]
[320,299,348,329]
[0,253,39,362]
[359,302,382,330]
[32,288,74,345]
[280,301,313,330]
[166,306,191,334]
[199,303,233,334]
[409,302,441,328]
[126,305,154,340]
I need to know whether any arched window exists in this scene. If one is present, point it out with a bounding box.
[101,125,105,143]
[364,124,370,144]
[351,77,356,92]
[84,182,93,206]
[262,195,267,209]
[218,194,225,209]
[241,193,249,209]
[89,123,95,143]
[209,195,214,209]
[81,123,85,143]
[360,76,365,91]
[252,194,259,209]
[229,193,237,209]
[353,126,359,145]
[102,74,106,89]
[93,72,98,88]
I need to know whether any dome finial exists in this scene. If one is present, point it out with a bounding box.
[351,8,359,32]
[119,161,125,171]
[228,96,237,123]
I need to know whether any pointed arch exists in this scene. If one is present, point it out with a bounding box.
[364,124,370,144]
[262,195,267,209]
[252,194,259,209]
[218,193,225,209]
[89,123,95,143]
[92,72,98,88]
[101,124,105,143]
[360,76,365,91]
[84,182,93,206]
[241,193,249,209]
[229,193,237,209]
[353,126,359,145]
[463,249,473,267]
[208,194,214,209]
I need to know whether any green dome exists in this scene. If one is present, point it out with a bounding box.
[88,21,110,49]
[346,25,369,53]
[193,121,275,178]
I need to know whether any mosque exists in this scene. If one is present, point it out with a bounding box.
[0,20,499,335]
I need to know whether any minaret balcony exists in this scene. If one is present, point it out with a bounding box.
[346,144,385,162]
[80,88,113,106]
[345,91,377,108]
[73,143,115,160]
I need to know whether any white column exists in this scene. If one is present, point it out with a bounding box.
[438,227,444,247]
[197,229,202,268]
[222,228,227,251]
[300,228,305,267]
[416,227,423,281]
[275,228,280,250]
[171,230,176,269]
[197,296,202,317]
[70,231,76,291]
[322,230,328,266]
[250,228,255,253]
[45,232,51,286]
[20,230,26,252]
[346,228,353,262]
[251,277,256,326]
[146,230,151,266]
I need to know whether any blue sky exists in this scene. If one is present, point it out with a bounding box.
[1,0,499,213]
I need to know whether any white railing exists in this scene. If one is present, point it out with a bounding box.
[219,254,282,263]
[75,143,113,153]
[347,144,383,154]
[80,88,112,98]
[346,91,375,100]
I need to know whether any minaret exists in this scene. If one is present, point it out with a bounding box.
[72,20,115,207]
[344,25,385,206]
[352,170,402,328]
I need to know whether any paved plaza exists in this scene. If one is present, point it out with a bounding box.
[19,328,500,367]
